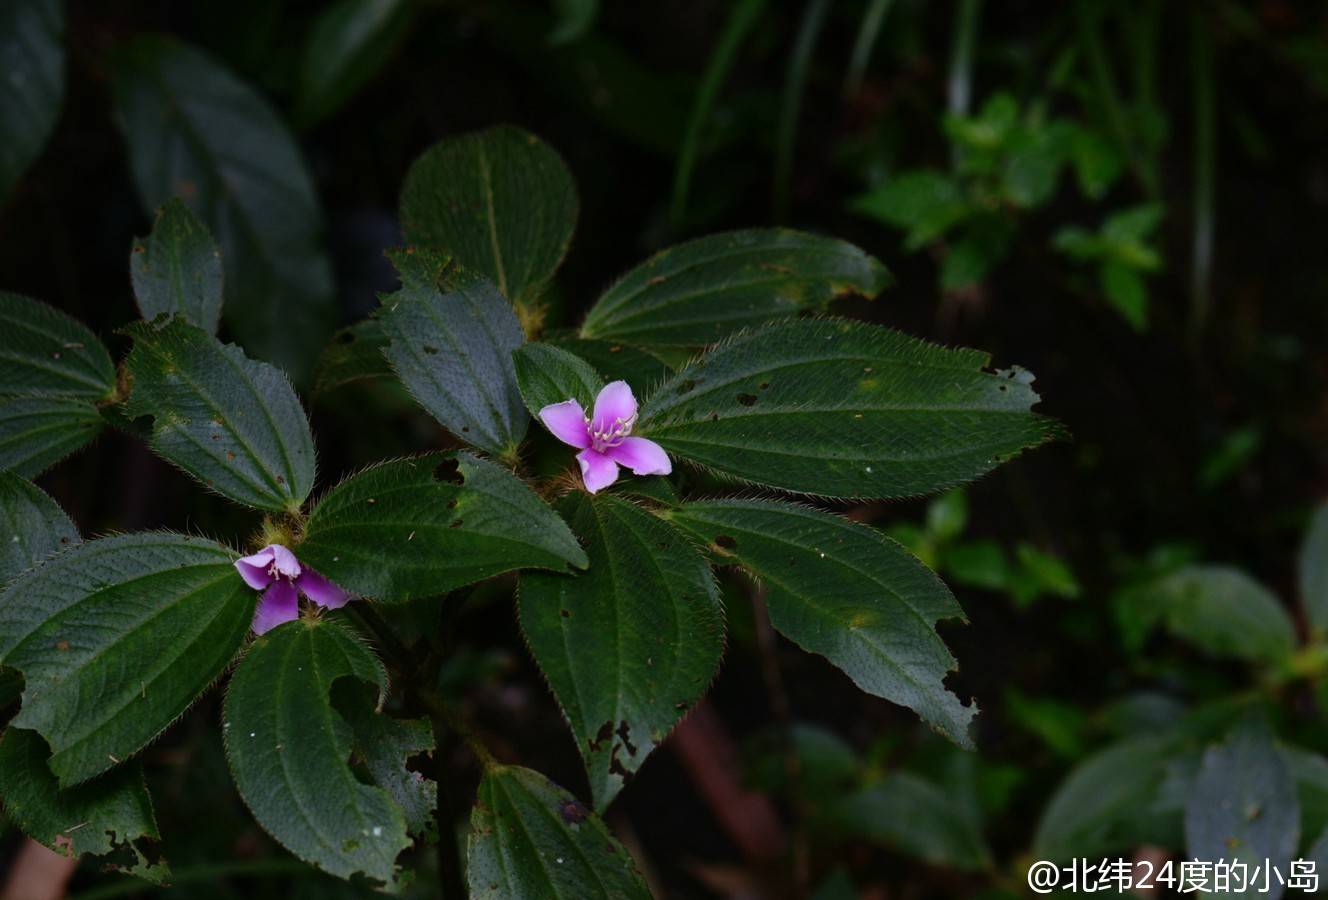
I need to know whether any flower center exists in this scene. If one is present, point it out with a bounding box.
[588,414,635,453]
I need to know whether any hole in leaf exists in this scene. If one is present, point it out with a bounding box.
[714,535,737,550]
[736,393,757,407]
[422,345,439,355]
[434,458,464,485]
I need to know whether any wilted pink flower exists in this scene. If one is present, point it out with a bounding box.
[234,544,350,634]
[539,380,671,493]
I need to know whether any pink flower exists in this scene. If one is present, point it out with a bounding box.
[538,380,672,493]
[234,544,350,634]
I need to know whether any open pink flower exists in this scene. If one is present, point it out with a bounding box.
[538,380,671,493]
[234,544,350,634]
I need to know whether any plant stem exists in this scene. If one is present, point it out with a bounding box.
[843,0,894,100]
[1189,8,1217,344]
[774,0,833,222]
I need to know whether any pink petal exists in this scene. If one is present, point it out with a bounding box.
[252,580,299,635]
[234,548,275,590]
[538,399,591,449]
[268,544,301,579]
[606,437,672,476]
[592,381,637,433]
[576,448,620,494]
[297,568,350,610]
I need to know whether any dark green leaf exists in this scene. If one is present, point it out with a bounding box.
[224,618,407,886]
[0,532,253,785]
[399,125,578,305]
[1186,720,1298,900]
[380,257,528,457]
[313,318,393,396]
[827,774,990,870]
[1300,502,1328,636]
[130,198,224,333]
[519,493,723,809]
[852,170,969,249]
[0,292,115,400]
[0,728,167,882]
[0,396,102,478]
[123,319,316,513]
[466,765,651,900]
[512,342,602,418]
[1145,566,1296,665]
[0,470,78,585]
[112,37,335,378]
[580,229,891,348]
[295,0,413,126]
[336,681,436,838]
[667,499,974,747]
[549,0,598,44]
[543,336,673,388]
[0,0,63,202]
[1033,736,1180,861]
[637,318,1055,499]
[298,453,587,603]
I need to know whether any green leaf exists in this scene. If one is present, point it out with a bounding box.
[543,336,673,389]
[223,618,408,886]
[1101,262,1148,330]
[1145,566,1296,665]
[852,170,969,249]
[399,125,578,305]
[0,728,167,882]
[336,681,436,837]
[297,453,587,603]
[519,493,723,809]
[380,257,528,457]
[512,342,602,418]
[580,229,891,348]
[1300,502,1328,636]
[112,37,335,378]
[666,499,975,748]
[0,396,103,478]
[637,318,1056,499]
[294,0,413,126]
[1033,735,1180,861]
[0,292,116,400]
[0,470,78,585]
[1186,720,1298,900]
[123,319,316,513]
[0,532,253,785]
[827,774,990,870]
[313,318,393,396]
[0,0,63,203]
[466,765,651,900]
[549,0,599,44]
[130,198,224,334]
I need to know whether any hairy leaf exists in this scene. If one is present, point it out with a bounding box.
[298,453,587,603]
[467,765,651,899]
[399,125,578,305]
[1186,720,1298,900]
[0,396,102,478]
[519,493,723,809]
[336,681,436,837]
[130,198,223,333]
[224,618,407,886]
[667,499,974,747]
[637,318,1055,498]
[581,229,891,347]
[0,471,78,585]
[0,0,63,203]
[295,0,413,126]
[0,292,115,400]
[123,319,316,513]
[0,728,167,882]
[513,342,602,418]
[544,336,673,388]
[380,256,528,456]
[112,37,335,378]
[313,319,392,396]
[0,533,253,785]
